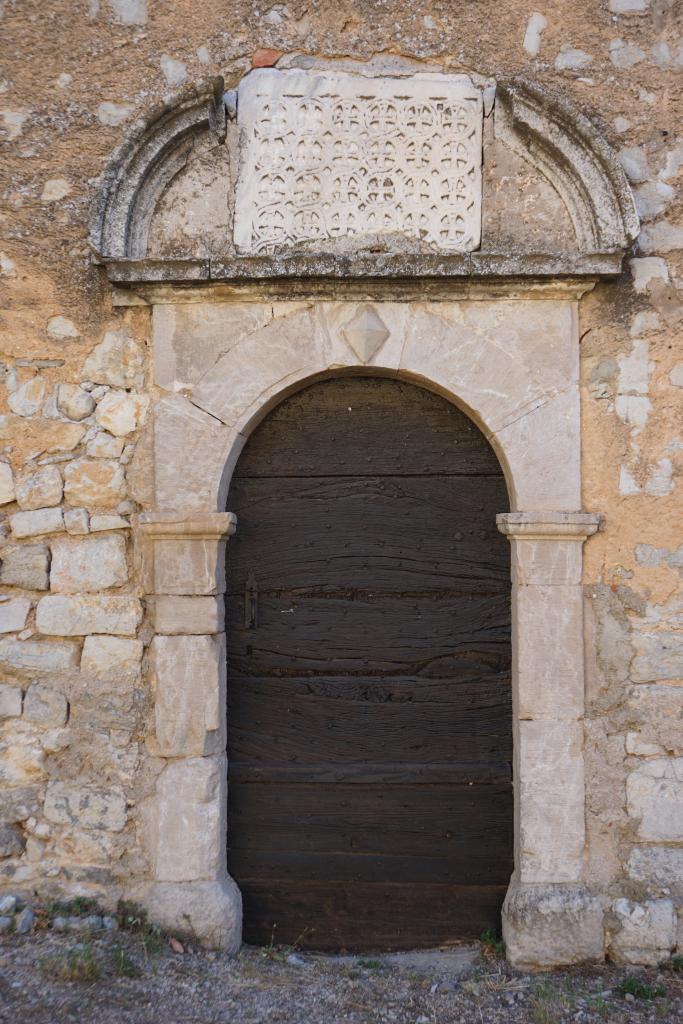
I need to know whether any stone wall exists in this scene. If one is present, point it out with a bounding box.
[0,0,682,962]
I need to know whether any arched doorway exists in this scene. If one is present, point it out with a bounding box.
[225,375,512,951]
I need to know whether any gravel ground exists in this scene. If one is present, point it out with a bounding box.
[1,929,682,1024]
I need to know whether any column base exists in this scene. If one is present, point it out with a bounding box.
[137,877,242,951]
[503,882,604,968]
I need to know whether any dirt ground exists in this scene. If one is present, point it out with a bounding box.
[1,928,682,1024]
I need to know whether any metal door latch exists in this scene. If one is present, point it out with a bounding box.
[244,571,258,629]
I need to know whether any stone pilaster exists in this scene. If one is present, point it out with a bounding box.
[496,511,604,967]
[132,511,241,951]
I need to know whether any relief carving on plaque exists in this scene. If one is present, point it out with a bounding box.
[234,70,483,255]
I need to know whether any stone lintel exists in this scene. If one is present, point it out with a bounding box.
[133,511,236,540]
[497,511,602,541]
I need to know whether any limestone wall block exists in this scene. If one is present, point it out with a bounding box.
[0,463,15,505]
[56,384,96,422]
[138,877,241,951]
[0,823,24,857]
[608,898,677,965]
[81,635,143,679]
[64,508,90,535]
[8,378,46,418]
[149,633,226,757]
[151,755,226,881]
[23,682,68,727]
[49,535,128,593]
[15,466,63,511]
[626,685,683,757]
[0,685,23,718]
[86,432,125,459]
[95,392,149,437]
[0,544,50,590]
[90,515,129,532]
[631,630,683,682]
[82,328,145,390]
[44,781,127,831]
[0,784,42,823]
[628,846,683,901]
[153,395,238,513]
[36,595,142,637]
[626,757,683,841]
[0,598,31,634]
[517,720,585,883]
[10,507,64,539]
[63,459,127,508]
[153,595,224,634]
[515,584,584,720]
[0,637,79,674]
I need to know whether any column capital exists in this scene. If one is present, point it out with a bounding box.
[133,511,237,540]
[497,511,602,541]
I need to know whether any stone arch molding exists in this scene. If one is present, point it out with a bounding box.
[91,71,638,264]
[132,297,603,967]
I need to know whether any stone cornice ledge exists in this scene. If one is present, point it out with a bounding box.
[497,511,603,540]
[133,512,237,539]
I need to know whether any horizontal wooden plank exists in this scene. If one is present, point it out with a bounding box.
[226,592,511,674]
[238,880,508,950]
[226,474,509,592]
[227,675,512,766]
[230,847,513,885]
[229,761,512,785]
[233,376,504,478]
[227,782,512,857]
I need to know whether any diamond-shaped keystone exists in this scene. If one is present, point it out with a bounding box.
[342,305,390,363]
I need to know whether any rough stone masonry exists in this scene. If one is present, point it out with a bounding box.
[0,0,682,966]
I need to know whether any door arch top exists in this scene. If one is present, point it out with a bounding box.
[150,298,581,516]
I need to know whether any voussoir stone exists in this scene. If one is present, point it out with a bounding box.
[63,459,127,508]
[49,534,128,593]
[0,544,50,590]
[44,781,127,831]
[36,595,142,637]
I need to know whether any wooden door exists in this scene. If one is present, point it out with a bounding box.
[226,376,512,951]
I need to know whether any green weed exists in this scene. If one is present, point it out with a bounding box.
[616,976,666,1000]
[41,942,101,982]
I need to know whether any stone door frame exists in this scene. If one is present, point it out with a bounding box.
[130,290,603,965]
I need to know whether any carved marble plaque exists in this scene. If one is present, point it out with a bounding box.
[234,70,483,255]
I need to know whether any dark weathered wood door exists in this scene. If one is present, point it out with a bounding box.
[226,376,512,951]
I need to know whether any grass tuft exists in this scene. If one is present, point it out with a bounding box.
[41,943,101,982]
[480,927,506,959]
[616,976,666,1000]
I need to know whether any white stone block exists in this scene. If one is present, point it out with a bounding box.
[235,69,483,255]
[515,585,584,720]
[503,884,604,968]
[82,328,145,390]
[0,598,31,634]
[36,595,142,637]
[8,378,46,418]
[139,878,241,951]
[0,685,23,718]
[147,536,228,596]
[0,544,49,590]
[510,538,583,586]
[0,462,15,505]
[0,637,79,674]
[152,755,226,881]
[153,595,224,634]
[44,782,127,831]
[86,432,125,459]
[10,507,64,539]
[628,846,683,900]
[49,535,128,593]
[150,633,226,757]
[517,720,585,883]
[626,757,683,841]
[64,508,90,535]
[81,635,143,679]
